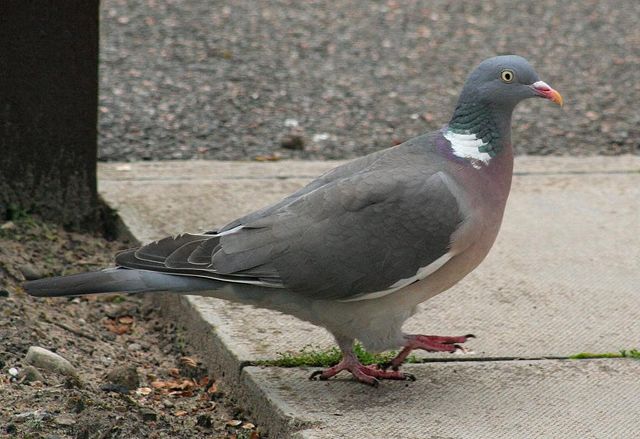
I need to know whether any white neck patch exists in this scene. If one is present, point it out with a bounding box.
[443,129,492,167]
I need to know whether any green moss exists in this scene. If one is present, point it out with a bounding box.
[569,349,640,360]
[255,343,419,368]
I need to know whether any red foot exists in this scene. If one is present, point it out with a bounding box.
[309,352,415,387]
[381,333,475,370]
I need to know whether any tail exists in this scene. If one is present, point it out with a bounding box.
[24,268,220,298]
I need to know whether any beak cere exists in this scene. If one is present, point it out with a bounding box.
[531,81,563,107]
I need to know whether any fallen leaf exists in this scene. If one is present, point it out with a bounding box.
[242,422,255,429]
[118,316,134,324]
[227,419,242,427]
[207,383,218,394]
[103,319,131,335]
[151,380,167,389]
[170,390,194,398]
[177,379,194,390]
[174,410,188,417]
[421,112,434,122]
[136,387,152,396]
[168,368,180,378]
[180,356,198,368]
[151,379,196,393]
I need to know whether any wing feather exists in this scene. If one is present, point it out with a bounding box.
[115,138,465,300]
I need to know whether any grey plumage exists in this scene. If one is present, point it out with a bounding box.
[24,55,563,385]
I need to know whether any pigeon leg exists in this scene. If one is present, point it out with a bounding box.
[381,334,475,370]
[309,339,415,386]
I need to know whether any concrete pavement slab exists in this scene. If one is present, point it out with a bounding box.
[243,359,640,438]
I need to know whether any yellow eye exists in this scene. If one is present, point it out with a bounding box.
[500,69,515,83]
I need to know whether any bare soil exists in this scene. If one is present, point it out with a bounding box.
[0,217,260,438]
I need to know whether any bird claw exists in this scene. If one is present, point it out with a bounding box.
[382,333,476,370]
[453,344,474,355]
[308,370,327,381]
[309,361,415,386]
[377,361,397,371]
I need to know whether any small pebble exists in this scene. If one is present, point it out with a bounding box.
[280,134,305,150]
[312,133,330,142]
[104,365,140,392]
[13,410,53,421]
[140,409,158,422]
[196,414,213,428]
[25,347,78,379]
[18,366,44,384]
[102,332,117,342]
[0,221,16,230]
[100,383,131,394]
[162,399,174,408]
[54,415,76,427]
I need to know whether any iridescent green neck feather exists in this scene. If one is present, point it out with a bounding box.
[448,102,502,157]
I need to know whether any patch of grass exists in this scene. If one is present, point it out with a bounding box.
[569,349,640,360]
[255,343,419,368]
[24,418,43,432]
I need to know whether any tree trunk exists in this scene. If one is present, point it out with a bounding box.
[0,1,100,229]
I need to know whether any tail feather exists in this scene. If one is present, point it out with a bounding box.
[23,268,220,297]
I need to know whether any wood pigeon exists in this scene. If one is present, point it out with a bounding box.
[25,55,563,386]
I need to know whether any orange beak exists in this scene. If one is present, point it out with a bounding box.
[531,81,563,107]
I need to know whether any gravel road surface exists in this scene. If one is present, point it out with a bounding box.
[99,0,640,161]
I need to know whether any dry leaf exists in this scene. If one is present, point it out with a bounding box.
[242,422,255,429]
[103,319,131,335]
[136,387,152,396]
[179,356,197,368]
[118,315,134,324]
[176,379,194,390]
[198,376,209,387]
[151,380,167,389]
[250,432,260,439]
[207,383,218,394]
[226,419,243,427]
[151,379,196,393]
[174,410,188,417]
[168,368,180,378]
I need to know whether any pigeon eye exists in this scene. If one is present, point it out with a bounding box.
[500,69,515,83]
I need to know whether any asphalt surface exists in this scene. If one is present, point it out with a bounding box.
[99,0,640,161]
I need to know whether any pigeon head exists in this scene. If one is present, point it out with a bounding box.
[446,55,562,161]
[458,55,563,109]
